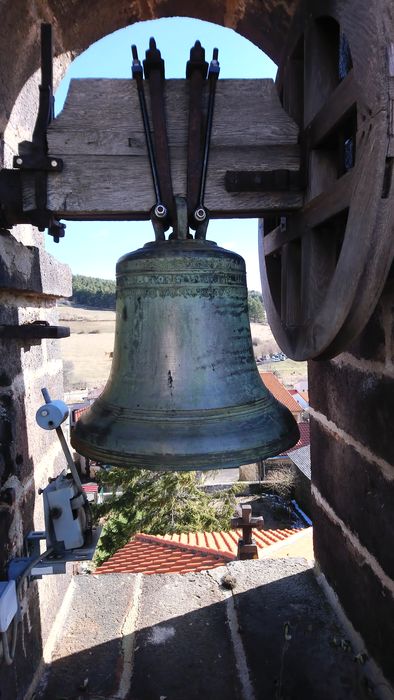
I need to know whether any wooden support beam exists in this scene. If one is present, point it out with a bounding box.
[263,168,354,255]
[263,222,297,256]
[305,70,357,148]
[298,169,353,229]
[19,78,302,221]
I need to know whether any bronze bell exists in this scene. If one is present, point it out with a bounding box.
[71,239,299,470]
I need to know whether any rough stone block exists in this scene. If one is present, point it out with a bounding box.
[311,418,394,579]
[309,360,394,466]
[313,503,394,687]
[0,229,71,298]
[0,508,13,577]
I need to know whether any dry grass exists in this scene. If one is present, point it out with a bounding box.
[250,322,307,387]
[59,305,307,391]
[59,305,116,389]
[264,465,296,500]
[260,359,307,387]
[250,321,280,357]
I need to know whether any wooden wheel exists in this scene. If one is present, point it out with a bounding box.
[259,0,394,360]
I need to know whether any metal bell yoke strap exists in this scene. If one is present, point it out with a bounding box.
[132,38,220,241]
[186,41,209,228]
[132,44,168,240]
[12,23,65,242]
[143,39,176,229]
[193,48,220,240]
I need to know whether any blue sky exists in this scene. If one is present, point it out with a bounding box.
[47,18,277,291]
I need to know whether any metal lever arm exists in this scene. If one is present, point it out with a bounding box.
[40,388,84,494]
[186,41,208,227]
[143,38,175,230]
[132,45,167,240]
[194,48,220,239]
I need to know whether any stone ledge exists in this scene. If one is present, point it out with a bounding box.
[0,229,71,298]
[35,559,377,700]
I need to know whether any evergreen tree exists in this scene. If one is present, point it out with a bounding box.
[248,291,266,323]
[72,274,116,309]
[93,468,239,566]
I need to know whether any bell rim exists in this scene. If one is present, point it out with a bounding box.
[71,425,300,471]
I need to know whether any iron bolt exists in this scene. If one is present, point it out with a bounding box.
[194,207,206,222]
[16,157,23,165]
[154,204,167,219]
[51,160,58,168]
[50,506,62,520]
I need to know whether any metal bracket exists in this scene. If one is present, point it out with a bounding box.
[13,153,62,172]
[225,169,303,193]
[8,527,101,582]
[0,321,70,342]
[169,196,193,240]
[2,24,66,242]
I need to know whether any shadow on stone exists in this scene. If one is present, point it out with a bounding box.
[34,563,373,700]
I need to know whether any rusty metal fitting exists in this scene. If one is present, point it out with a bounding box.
[194,207,206,222]
[154,204,167,219]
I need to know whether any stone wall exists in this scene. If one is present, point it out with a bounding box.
[0,233,72,699]
[309,274,394,687]
[0,8,73,695]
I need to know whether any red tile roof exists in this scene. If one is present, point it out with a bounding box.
[259,372,302,413]
[95,528,299,575]
[82,483,99,493]
[72,406,89,423]
[286,421,310,453]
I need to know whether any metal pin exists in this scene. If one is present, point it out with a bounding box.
[194,207,206,222]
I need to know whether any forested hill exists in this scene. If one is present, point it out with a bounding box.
[72,275,116,309]
[72,274,266,321]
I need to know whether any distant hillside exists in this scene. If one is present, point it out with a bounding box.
[72,275,116,309]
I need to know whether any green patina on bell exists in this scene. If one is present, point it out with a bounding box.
[71,239,299,470]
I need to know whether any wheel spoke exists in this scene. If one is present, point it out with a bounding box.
[299,169,353,229]
[281,238,302,327]
[264,221,301,256]
[305,70,357,148]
